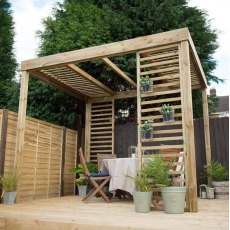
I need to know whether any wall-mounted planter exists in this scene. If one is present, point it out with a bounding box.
[162,114,175,122]
[141,129,152,139]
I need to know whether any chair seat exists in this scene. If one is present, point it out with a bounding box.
[90,172,109,177]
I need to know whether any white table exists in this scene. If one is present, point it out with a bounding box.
[101,158,138,194]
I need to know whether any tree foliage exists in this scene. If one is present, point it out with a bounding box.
[0,0,17,109]
[32,0,220,127]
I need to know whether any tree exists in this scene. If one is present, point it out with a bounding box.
[0,0,18,109]
[34,0,220,126]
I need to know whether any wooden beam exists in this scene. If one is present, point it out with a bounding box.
[188,32,207,88]
[60,127,66,196]
[84,100,91,162]
[67,64,115,96]
[179,41,198,212]
[136,53,142,170]
[30,70,86,101]
[102,58,137,88]
[15,71,30,202]
[90,90,137,102]
[0,110,8,201]
[21,28,189,71]
[202,89,212,184]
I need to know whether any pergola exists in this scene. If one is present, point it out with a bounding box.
[17,28,211,212]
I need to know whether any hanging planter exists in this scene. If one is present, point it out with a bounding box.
[160,104,175,122]
[140,76,152,93]
[140,121,152,139]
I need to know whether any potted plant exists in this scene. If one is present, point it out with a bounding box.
[140,76,152,93]
[205,184,215,199]
[140,121,152,139]
[126,165,152,213]
[0,172,18,204]
[75,177,87,197]
[160,104,175,122]
[203,161,229,199]
[72,162,98,195]
[146,155,186,214]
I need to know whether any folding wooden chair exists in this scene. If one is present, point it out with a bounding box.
[79,148,112,203]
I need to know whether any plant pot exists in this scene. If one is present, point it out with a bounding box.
[161,186,186,214]
[133,191,152,213]
[206,187,215,199]
[162,114,175,122]
[77,185,87,197]
[141,130,152,139]
[212,181,229,199]
[3,191,17,204]
[141,84,152,93]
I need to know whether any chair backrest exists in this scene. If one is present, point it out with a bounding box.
[79,148,91,176]
[97,154,116,171]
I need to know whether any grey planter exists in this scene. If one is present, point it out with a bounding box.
[141,130,152,139]
[3,191,17,204]
[212,181,229,199]
[162,114,175,122]
[141,84,152,93]
[133,191,152,213]
[161,186,186,214]
[206,187,215,199]
[77,185,87,197]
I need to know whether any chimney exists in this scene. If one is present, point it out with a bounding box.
[210,88,216,96]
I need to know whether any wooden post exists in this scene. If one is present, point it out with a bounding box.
[202,89,212,184]
[136,52,142,169]
[112,100,115,155]
[60,127,66,196]
[0,110,8,201]
[85,100,91,162]
[179,41,198,212]
[15,71,29,202]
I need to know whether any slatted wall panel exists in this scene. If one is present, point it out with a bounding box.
[89,100,114,163]
[63,129,77,195]
[137,44,185,210]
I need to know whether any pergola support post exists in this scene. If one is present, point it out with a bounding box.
[15,71,29,202]
[85,100,91,162]
[136,52,142,169]
[179,41,198,212]
[202,89,212,184]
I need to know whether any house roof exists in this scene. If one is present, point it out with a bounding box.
[215,96,229,113]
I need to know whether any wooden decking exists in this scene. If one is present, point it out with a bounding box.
[0,196,228,230]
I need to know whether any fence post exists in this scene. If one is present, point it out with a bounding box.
[0,110,8,201]
[60,127,66,196]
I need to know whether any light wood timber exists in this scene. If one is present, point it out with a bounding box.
[102,58,137,88]
[30,70,86,101]
[67,64,114,96]
[136,52,142,169]
[202,89,212,184]
[179,41,198,212]
[21,28,189,70]
[85,100,91,162]
[15,71,30,202]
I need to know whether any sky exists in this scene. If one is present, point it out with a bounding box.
[10,0,229,96]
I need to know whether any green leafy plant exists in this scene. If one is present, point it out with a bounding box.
[140,76,151,86]
[203,161,229,181]
[71,162,98,175]
[140,121,152,131]
[0,172,18,198]
[160,104,174,116]
[146,155,177,187]
[75,177,87,185]
[125,165,152,192]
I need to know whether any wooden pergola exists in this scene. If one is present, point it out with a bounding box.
[17,28,211,212]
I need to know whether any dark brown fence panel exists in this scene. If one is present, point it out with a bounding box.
[114,117,229,188]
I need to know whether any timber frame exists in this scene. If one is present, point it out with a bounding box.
[17,28,211,212]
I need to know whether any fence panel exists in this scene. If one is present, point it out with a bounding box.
[0,110,77,202]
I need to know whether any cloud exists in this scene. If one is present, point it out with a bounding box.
[10,0,62,65]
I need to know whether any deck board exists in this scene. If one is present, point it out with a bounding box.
[0,196,228,230]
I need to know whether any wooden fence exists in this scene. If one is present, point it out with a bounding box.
[0,110,77,202]
[115,117,229,186]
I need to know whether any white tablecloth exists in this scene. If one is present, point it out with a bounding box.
[101,158,138,194]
